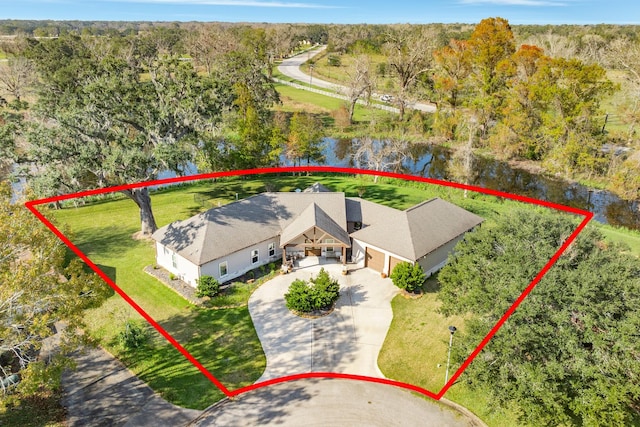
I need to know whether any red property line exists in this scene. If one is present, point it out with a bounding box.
[25,166,593,402]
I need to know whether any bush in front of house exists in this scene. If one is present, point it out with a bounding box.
[284,268,340,313]
[390,262,426,293]
[196,275,220,298]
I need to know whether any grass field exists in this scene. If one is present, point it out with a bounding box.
[47,173,640,419]
[379,277,525,427]
[273,81,385,123]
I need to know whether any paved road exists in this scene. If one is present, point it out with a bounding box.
[190,378,472,426]
[249,259,399,382]
[278,46,436,113]
[62,347,201,426]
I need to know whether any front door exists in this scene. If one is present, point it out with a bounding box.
[305,247,321,256]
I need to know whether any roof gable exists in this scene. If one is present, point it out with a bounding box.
[280,203,351,247]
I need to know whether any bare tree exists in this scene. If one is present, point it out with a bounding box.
[383,25,437,120]
[0,57,36,102]
[578,34,607,65]
[185,24,238,76]
[353,136,409,182]
[343,54,374,124]
[524,32,577,59]
[607,37,640,139]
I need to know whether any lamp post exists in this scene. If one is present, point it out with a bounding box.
[445,325,457,385]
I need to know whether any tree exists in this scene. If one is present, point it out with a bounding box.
[25,35,227,235]
[607,37,640,140]
[489,44,548,159]
[353,136,409,182]
[465,17,516,136]
[389,262,425,293]
[383,25,437,120]
[0,57,36,103]
[438,209,640,425]
[610,151,640,203]
[285,112,325,166]
[0,182,110,396]
[343,54,374,124]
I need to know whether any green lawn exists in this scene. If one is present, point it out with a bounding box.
[273,81,383,123]
[379,277,525,427]
[48,173,640,415]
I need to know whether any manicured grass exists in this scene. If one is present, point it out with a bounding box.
[597,223,640,257]
[51,181,270,409]
[378,277,526,427]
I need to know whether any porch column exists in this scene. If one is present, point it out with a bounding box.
[342,246,346,265]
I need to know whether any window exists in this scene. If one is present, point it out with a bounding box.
[251,249,259,264]
[171,253,177,269]
[325,239,335,253]
[268,243,275,257]
[219,261,228,277]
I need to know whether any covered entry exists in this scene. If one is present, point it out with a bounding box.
[280,202,351,266]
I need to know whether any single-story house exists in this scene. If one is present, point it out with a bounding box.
[152,184,483,286]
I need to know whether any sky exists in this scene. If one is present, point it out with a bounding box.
[0,0,638,25]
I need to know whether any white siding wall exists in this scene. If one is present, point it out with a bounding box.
[351,239,412,275]
[201,237,282,283]
[417,235,464,277]
[155,242,201,287]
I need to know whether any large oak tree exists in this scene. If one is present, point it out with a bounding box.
[438,209,640,425]
[25,34,228,235]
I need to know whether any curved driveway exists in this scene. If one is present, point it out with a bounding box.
[249,260,398,382]
[190,378,471,426]
[278,46,436,113]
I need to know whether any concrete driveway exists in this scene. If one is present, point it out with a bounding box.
[249,259,399,382]
[189,378,472,426]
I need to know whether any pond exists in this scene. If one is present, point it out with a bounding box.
[12,138,639,231]
[304,138,640,231]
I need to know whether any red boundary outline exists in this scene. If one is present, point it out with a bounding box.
[25,166,593,401]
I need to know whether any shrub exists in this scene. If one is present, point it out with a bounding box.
[284,279,313,312]
[118,320,149,349]
[196,275,220,298]
[327,54,341,66]
[390,262,426,293]
[284,268,340,313]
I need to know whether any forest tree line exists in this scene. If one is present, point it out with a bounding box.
[1,18,640,235]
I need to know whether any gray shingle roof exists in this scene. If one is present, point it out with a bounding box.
[303,182,333,193]
[152,192,347,265]
[152,190,482,267]
[349,198,484,261]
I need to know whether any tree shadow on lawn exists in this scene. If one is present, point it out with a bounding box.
[71,225,143,259]
[148,306,266,392]
[423,275,441,294]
